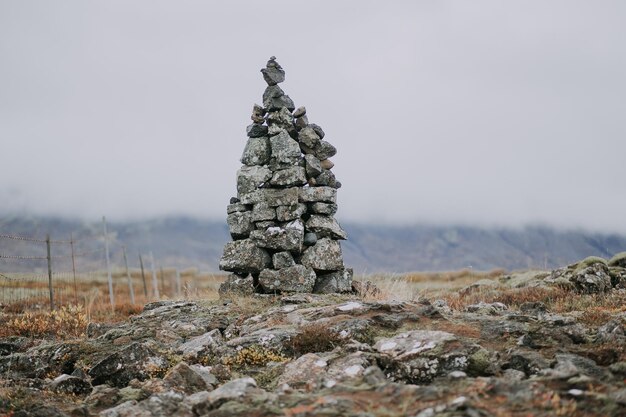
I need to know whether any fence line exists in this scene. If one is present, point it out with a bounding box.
[0,225,202,311]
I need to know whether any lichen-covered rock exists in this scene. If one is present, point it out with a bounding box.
[177,329,224,361]
[570,262,612,293]
[298,126,321,149]
[301,238,343,271]
[49,374,92,395]
[227,211,253,239]
[218,274,255,297]
[270,166,306,187]
[275,203,306,222]
[259,265,316,293]
[88,342,169,388]
[314,268,353,293]
[239,187,299,207]
[374,330,473,383]
[305,215,347,240]
[219,239,271,273]
[250,203,276,222]
[240,136,271,166]
[272,251,295,269]
[299,186,337,204]
[246,123,268,138]
[236,165,272,195]
[261,56,285,85]
[309,202,338,215]
[250,220,304,252]
[162,362,217,394]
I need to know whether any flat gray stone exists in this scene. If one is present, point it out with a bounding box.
[240,136,271,166]
[219,239,271,273]
[309,202,338,215]
[299,186,337,203]
[309,123,325,139]
[293,106,306,118]
[239,187,299,207]
[249,219,304,252]
[263,85,295,111]
[246,124,268,138]
[251,202,276,222]
[218,274,255,297]
[314,140,337,160]
[304,154,322,178]
[272,251,295,269]
[276,203,307,222]
[227,211,253,238]
[315,169,336,187]
[298,126,321,149]
[301,238,343,271]
[306,215,347,240]
[226,203,249,214]
[236,165,272,195]
[269,130,301,168]
[270,167,307,187]
[314,268,353,293]
[259,265,316,293]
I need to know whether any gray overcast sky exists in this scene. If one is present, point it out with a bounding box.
[1,1,625,232]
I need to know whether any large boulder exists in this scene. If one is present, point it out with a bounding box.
[301,238,343,272]
[250,220,304,252]
[219,239,271,273]
[88,342,169,388]
[258,265,316,293]
[570,262,612,293]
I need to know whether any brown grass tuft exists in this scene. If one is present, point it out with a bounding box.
[289,323,344,355]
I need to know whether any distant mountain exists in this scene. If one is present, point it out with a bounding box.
[1,216,625,274]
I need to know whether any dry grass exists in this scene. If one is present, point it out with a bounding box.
[289,323,344,355]
[0,305,87,339]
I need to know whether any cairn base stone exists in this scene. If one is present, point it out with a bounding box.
[259,265,316,293]
[313,268,353,294]
[301,238,343,272]
[219,239,271,274]
[249,220,304,252]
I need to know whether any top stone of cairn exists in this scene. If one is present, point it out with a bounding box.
[261,56,285,86]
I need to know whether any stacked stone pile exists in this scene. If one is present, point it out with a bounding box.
[219,57,351,295]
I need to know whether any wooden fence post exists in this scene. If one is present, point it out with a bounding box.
[150,252,159,299]
[139,252,148,298]
[46,234,54,310]
[102,217,114,310]
[123,247,135,305]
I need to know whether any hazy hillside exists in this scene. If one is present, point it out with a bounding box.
[1,216,625,273]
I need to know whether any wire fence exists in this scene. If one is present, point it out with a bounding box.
[0,219,221,312]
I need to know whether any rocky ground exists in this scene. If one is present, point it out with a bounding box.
[1,254,626,417]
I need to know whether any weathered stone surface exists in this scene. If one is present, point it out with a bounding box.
[251,104,265,123]
[88,342,168,388]
[255,220,276,229]
[293,106,306,118]
[261,57,285,85]
[239,187,299,207]
[163,362,217,394]
[226,202,249,214]
[263,85,295,111]
[273,251,295,269]
[295,114,309,129]
[299,186,337,203]
[249,220,304,252]
[314,140,337,160]
[267,108,294,131]
[259,265,316,293]
[251,203,276,222]
[269,131,301,168]
[177,329,224,360]
[305,215,347,240]
[304,154,322,178]
[49,374,92,395]
[246,123,268,138]
[314,268,353,293]
[218,274,255,297]
[241,136,271,166]
[309,123,325,139]
[187,377,262,415]
[309,202,338,215]
[227,211,252,239]
[270,167,306,187]
[276,203,306,222]
[236,165,272,195]
[315,169,337,187]
[374,330,469,383]
[570,263,612,293]
[301,238,343,271]
[298,126,321,149]
[304,232,317,246]
[320,159,334,170]
[219,239,271,273]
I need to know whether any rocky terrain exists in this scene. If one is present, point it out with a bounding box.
[1,253,626,416]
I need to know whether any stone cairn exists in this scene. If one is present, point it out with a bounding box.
[218,57,351,295]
